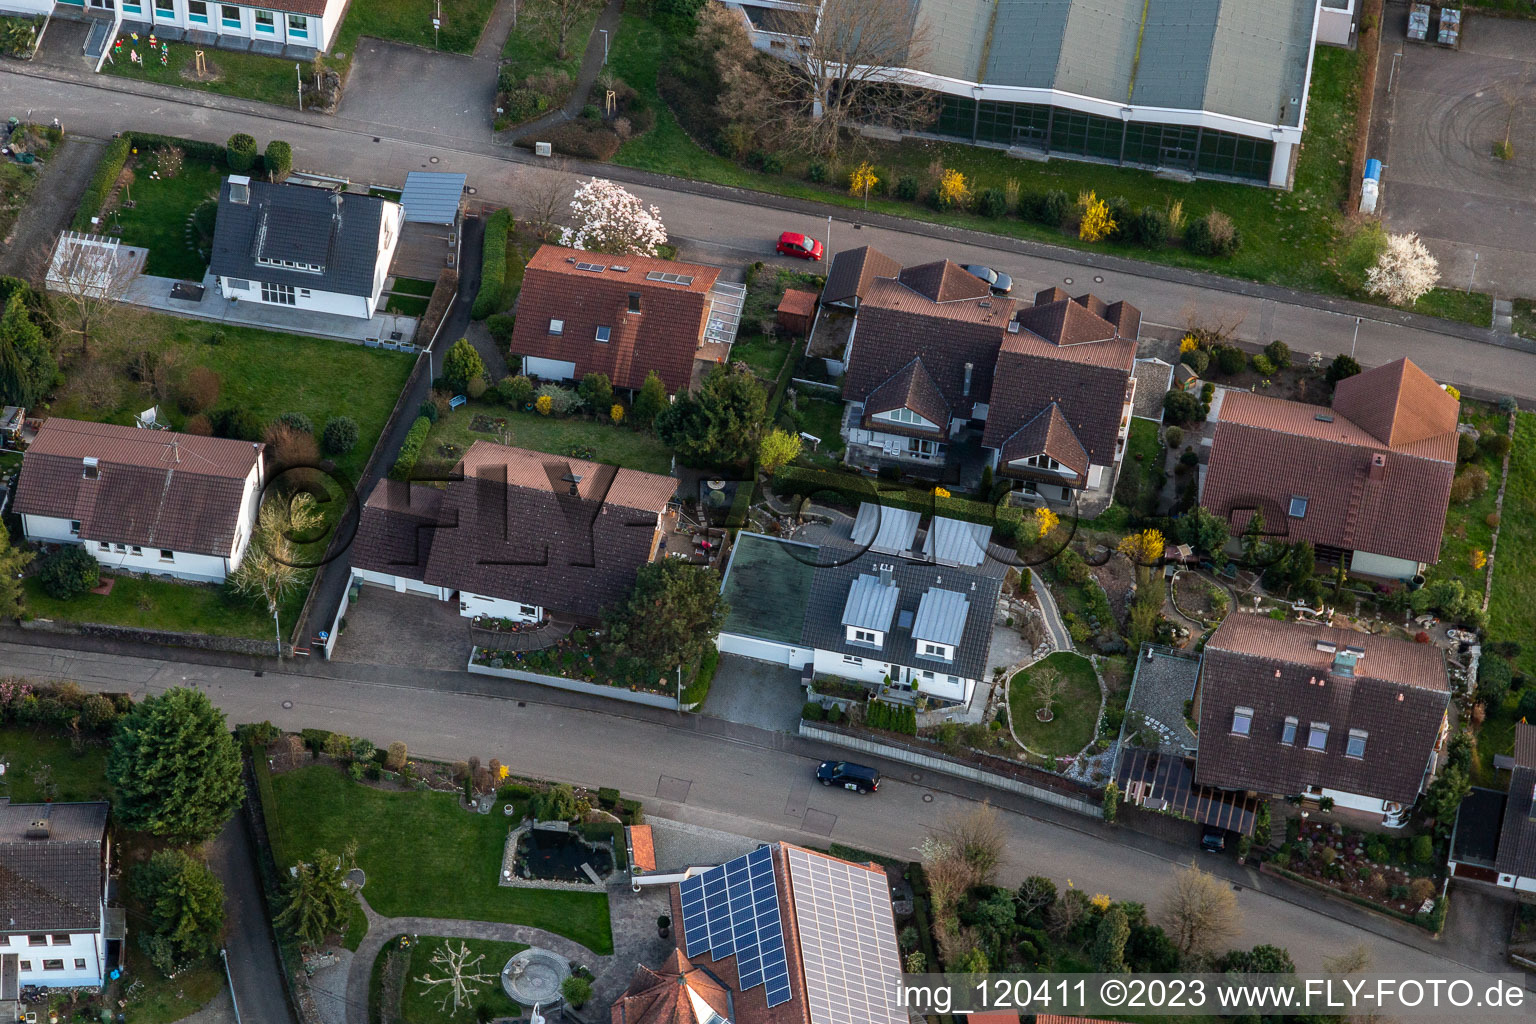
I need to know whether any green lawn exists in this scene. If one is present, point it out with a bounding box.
[1488,411,1536,681]
[1511,299,1536,339]
[23,574,295,642]
[336,0,497,54]
[1110,417,1166,518]
[100,41,310,109]
[1424,402,1505,597]
[385,294,431,316]
[424,401,674,476]
[792,395,845,457]
[269,766,613,954]
[1009,652,1101,758]
[392,277,437,297]
[730,334,793,383]
[496,8,600,129]
[0,726,110,803]
[343,900,369,951]
[108,154,222,281]
[122,960,225,1024]
[1413,288,1494,327]
[399,938,527,1024]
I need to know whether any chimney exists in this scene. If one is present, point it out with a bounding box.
[963,362,973,398]
[1370,452,1386,479]
[24,818,50,840]
[228,175,250,204]
[879,565,892,587]
[561,472,583,497]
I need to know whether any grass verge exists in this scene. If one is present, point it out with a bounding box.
[1008,651,1100,758]
[23,574,297,642]
[270,765,614,954]
[121,960,224,1024]
[337,0,498,54]
[100,41,312,108]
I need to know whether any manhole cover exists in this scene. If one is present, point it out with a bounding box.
[910,772,922,782]
[467,186,477,194]
[1094,275,1104,283]
[281,700,293,709]
[922,793,934,803]
[429,156,440,164]
[1063,277,1073,286]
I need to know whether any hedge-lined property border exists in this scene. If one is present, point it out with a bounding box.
[388,415,432,480]
[771,466,1027,543]
[71,137,131,231]
[471,208,513,320]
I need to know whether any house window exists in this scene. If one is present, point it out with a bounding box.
[1288,496,1308,518]
[42,960,63,971]
[888,408,920,425]
[114,544,127,553]
[548,319,564,335]
[221,4,239,25]
[74,959,86,970]
[159,550,174,562]
[123,0,141,11]
[18,961,29,972]
[187,0,207,21]
[69,520,81,536]
[906,437,937,458]
[921,642,948,658]
[98,542,110,552]
[518,604,537,617]
[83,460,99,479]
[1025,453,1062,470]
[595,326,611,343]
[287,12,306,34]
[1307,722,1329,751]
[261,282,296,305]
[28,935,46,946]
[255,8,274,30]
[627,292,641,313]
[1281,716,1297,745]
[50,934,69,945]
[852,629,876,645]
[1346,729,1368,759]
[1231,706,1253,736]
[842,654,863,666]
[131,546,142,556]
[153,0,173,14]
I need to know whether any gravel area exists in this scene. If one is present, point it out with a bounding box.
[647,816,766,873]
[1123,647,1200,755]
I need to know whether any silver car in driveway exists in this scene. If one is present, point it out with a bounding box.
[964,264,1013,294]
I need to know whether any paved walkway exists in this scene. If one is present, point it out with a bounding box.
[0,135,104,281]
[1030,569,1072,652]
[501,0,625,141]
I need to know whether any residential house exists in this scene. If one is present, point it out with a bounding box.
[0,800,119,995]
[839,261,1139,507]
[1199,357,1459,580]
[716,503,1004,706]
[349,441,676,623]
[611,842,903,1024]
[821,244,902,311]
[510,245,746,395]
[210,177,404,320]
[727,0,1329,188]
[1194,615,1450,826]
[2,0,345,58]
[1448,723,1536,893]
[13,418,264,584]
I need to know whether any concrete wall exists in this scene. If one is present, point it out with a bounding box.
[353,567,449,599]
[1319,786,1409,827]
[717,632,810,668]
[1316,0,1355,46]
[468,650,680,709]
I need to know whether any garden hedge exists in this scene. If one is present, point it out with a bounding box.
[772,467,1024,543]
[264,140,292,180]
[681,647,719,706]
[71,136,131,231]
[226,133,259,173]
[128,131,227,166]
[389,416,432,480]
[470,208,512,320]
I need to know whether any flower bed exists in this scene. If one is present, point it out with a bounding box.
[472,629,671,694]
[471,613,551,634]
[1265,818,1444,924]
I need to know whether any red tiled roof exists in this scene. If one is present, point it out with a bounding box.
[1201,382,1457,564]
[822,246,901,307]
[13,418,261,558]
[628,825,656,872]
[610,949,734,1024]
[897,260,991,303]
[777,289,817,318]
[1333,358,1459,449]
[1194,615,1450,804]
[998,404,1089,483]
[510,245,718,394]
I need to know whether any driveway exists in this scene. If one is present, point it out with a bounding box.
[701,655,805,732]
[0,136,103,280]
[338,40,495,145]
[1379,12,1536,295]
[331,585,473,670]
[206,808,297,1024]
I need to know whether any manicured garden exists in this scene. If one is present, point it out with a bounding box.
[105,151,223,281]
[423,400,674,476]
[0,724,110,803]
[495,8,601,129]
[100,40,312,109]
[396,938,527,1024]
[1008,652,1100,758]
[268,764,614,954]
[22,574,295,641]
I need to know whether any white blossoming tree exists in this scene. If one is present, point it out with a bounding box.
[1365,232,1440,307]
[559,177,668,256]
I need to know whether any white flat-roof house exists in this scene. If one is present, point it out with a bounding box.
[209,177,404,321]
[0,0,344,59]
[12,419,264,584]
[725,0,1337,187]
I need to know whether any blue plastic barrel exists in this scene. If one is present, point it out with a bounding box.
[1364,158,1382,182]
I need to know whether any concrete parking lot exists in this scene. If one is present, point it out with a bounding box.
[1377,11,1536,298]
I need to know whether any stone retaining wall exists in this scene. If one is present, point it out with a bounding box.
[20,616,290,657]
[467,650,681,709]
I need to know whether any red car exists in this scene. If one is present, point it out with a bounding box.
[776,231,824,261]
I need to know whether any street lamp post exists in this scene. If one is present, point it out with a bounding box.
[599,28,608,64]
[296,62,302,111]
[1350,316,1361,358]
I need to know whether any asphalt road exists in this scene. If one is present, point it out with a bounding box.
[6,68,1536,406]
[2,636,1523,1004]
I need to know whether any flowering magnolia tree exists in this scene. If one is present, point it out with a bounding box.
[1366,232,1440,307]
[559,177,668,256]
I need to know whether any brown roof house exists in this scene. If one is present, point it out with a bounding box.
[13,418,265,584]
[1194,615,1450,826]
[612,842,904,1024]
[0,799,117,998]
[510,245,746,396]
[1448,723,1536,893]
[1199,357,1459,581]
[349,441,676,624]
[839,263,1139,508]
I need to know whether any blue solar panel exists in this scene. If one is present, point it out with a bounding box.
[672,846,792,1007]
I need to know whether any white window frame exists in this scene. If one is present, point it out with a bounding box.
[852,628,876,645]
[595,326,611,343]
[159,549,174,562]
[548,319,564,335]
[884,407,924,426]
[1281,716,1297,745]
[1307,722,1329,751]
[261,281,296,305]
[1346,729,1367,759]
[1231,706,1253,736]
[842,654,863,666]
[1288,495,1308,518]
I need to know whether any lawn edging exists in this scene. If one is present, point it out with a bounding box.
[468,648,682,709]
[798,720,1099,817]
[19,614,288,656]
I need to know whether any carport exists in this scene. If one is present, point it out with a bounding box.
[399,171,467,226]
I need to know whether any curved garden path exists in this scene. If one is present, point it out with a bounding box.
[1029,568,1073,652]
[344,893,613,1024]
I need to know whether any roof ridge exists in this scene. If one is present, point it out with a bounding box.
[1215,416,1454,462]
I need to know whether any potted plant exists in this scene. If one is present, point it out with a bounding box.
[657,914,671,938]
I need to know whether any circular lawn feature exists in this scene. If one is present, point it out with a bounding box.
[1009,651,1100,758]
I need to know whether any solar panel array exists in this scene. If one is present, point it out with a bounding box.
[646,270,695,285]
[678,846,792,1007]
[785,846,904,1024]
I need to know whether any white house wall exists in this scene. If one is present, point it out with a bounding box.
[353,567,450,599]
[370,203,405,317]
[10,931,107,988]
[21,514,231,582]
[523,356,578,382]
[716,632,811,668]
[116,0,340,50]
[458,591,542,621]
[0,0,51,14]
[1318,786,1408,827]
[218,276,373,319]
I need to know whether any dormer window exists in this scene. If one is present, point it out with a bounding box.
[883,408,926,426]
[1024,454,1061,470]
[1231,706,1253,736]
[1288,496,1308,518]
[848,627,879,646]
[549,319,564,335]
[82,457,99,480]
[595,326,611,343]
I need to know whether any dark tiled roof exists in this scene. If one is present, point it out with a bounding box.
[1014,297,1119,346]
[822,246,902,307]
[861,358,949,437]
[209,180,391,298]
[997,404,1089,483]
[350,442,674,619]
[897,260,991,303]
[1201,385,1456,564]
[0,801,107,933]
[13,418,260,557]
[843,278,1012,416]
[1495,742,1536,878]
[349,480,445,578]
[1193,616,1449,804]
[510,245,717,394]
[1333,358,1460,449]
[1517,722,1536,769]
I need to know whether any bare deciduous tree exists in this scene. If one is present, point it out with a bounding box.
[1323,942,1373,976]
[414,940,496,1014]
[521,159,577,242]
[44,234,146,360]
[1158,862,1241,962]
[527,0,602,60]
[230,492,322,655]
[757,0,937,162]
[1032,667,1065,720]
[942,801,1006,885]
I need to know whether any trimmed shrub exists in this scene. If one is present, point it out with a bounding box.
[498,374,534,409]
[225,133,258,173]
[1479,432,1511,459]
[894,176,920,202]
[442,337,487,392]
[72,136,131,230]
[38,545,101,600]
[384,741,407,771]
[976,187,1008,218]
[1163,389,1203,425]
[801,701,825,721]
[1126,206,1169,248]
[389,416,432,480]
[1215,345,1247,376]
[486,312,516,344]
[1251,353,1276,377]
[471,208,512,320]
[1326,353,1362,384]
[806,160,828,183]
[1264,339,1292,369]
[263,140,292,180]
[274,411,314,435]
[417,401,439,423]
[1164,426,1184,448]
[1457,433,1477,463]
[1411,833,1434,864]
[209,407,263,441]
[321,416,358,456]
[1028,189,1072,227]
[1185,210,1241,258]
[1180,348,1210,375]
